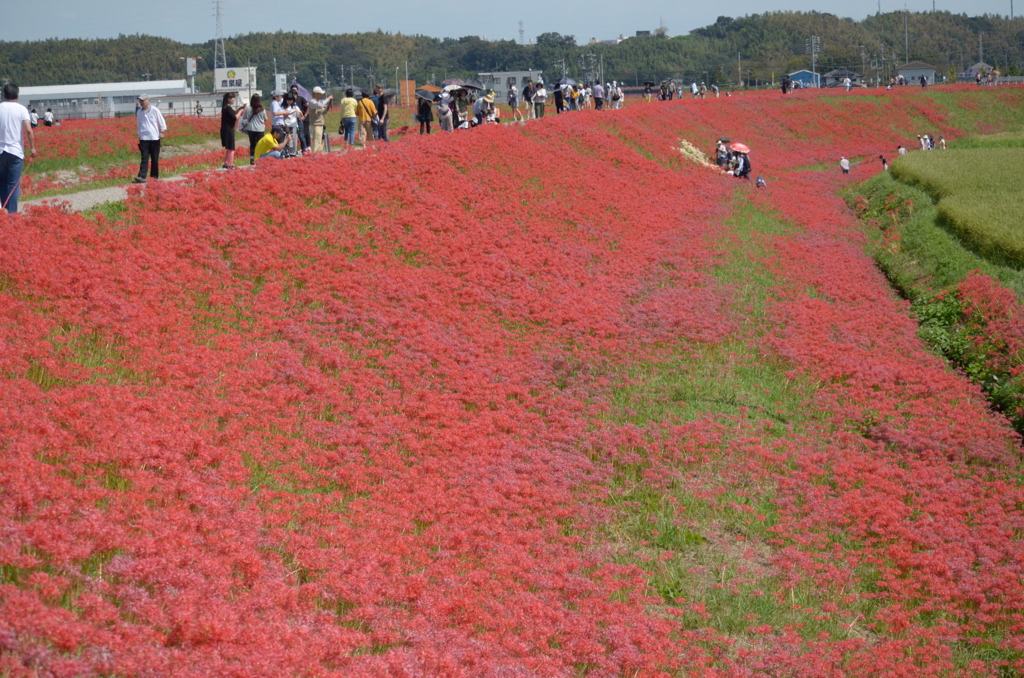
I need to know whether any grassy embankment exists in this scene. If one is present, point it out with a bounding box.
[849,105,1024,434]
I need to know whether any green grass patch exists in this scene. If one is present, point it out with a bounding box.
[849,167,1024,299]
[600,199,881,664]
[891,148,1024,267]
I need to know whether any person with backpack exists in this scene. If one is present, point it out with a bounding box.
[731,152,752,181]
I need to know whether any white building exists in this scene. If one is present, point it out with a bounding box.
[15,80,231,119]
[476,70,543,103]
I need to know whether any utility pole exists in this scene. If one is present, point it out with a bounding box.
[738,52,741,87]
[323,60,329,87]
[904,3,910,64]
[806,36,820,86]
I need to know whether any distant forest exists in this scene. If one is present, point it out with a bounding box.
[3,11,1023,92]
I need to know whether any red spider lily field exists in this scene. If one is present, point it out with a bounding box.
[2,85,1024,677]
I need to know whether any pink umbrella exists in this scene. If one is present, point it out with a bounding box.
[729,142,751,153]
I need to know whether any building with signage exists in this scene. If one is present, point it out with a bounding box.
[214,67,257,97]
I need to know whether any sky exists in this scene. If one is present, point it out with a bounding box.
[2,0,1016,45]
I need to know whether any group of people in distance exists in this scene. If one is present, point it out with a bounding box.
[415,78,638,135]
[222,83,391,169]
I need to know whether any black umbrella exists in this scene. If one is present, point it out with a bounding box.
[461,80,484,90]
[442,78,466,87]
[558,77,577,88]
[643,81,656,86]
[415,88,438,101]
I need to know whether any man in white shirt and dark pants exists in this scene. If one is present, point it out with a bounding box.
[0,84,37,214]
[135,94,166,184]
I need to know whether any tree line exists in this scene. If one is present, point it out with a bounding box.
[3,11,1023,94]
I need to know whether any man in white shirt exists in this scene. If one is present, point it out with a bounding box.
[134,94,166,184]
[592,82,604,110]
[0,84,37,214]
[840,156,850,174]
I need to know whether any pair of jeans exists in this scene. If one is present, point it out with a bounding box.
[377,118,389,142]
[138,139,161,179]
[0,151,24,214]
[299,119,311,151]
[341,117,357,144]
[260,150,283,160]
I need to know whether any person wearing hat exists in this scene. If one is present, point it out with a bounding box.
[472,91,494,125]
[253,125,291,161]
[308,87,333,153]
[134,94,166,184]
[270,90,286,129]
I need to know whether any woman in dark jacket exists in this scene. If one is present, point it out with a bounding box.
[220,92,246,169]
[417,96,433,135]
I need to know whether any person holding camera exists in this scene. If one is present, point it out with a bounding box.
[253,125,291,161]
[308,87,333,153]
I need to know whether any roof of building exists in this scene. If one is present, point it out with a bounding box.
[823,69,862,77]
[19,80,189,99]
[897,61,935,71]
[788,70,816,77]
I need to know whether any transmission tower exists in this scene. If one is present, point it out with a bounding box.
[213,0,227,69]
[519,20,524,45]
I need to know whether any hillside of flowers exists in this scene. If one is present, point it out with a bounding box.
[2,85,1024,677]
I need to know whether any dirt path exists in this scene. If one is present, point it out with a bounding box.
[22,175,189,213]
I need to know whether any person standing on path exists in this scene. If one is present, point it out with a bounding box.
[532,82,547,118]
[844,76,852,92]
[417,95,433,134]
[509,85,524,122]
[356,93,377,145]
[522,81,535,119]
[592,81,604,110]
[308,87,332,152]
[0,84,36,214]
[840,156,850,174]
[240,94,268,165]
[289,84,310,153]
[29,109,38,128]
[374,87,390,142]
[220,92,245,169]
[134,94,165,184]
[435,92,452,132]
[338,89,359,146]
